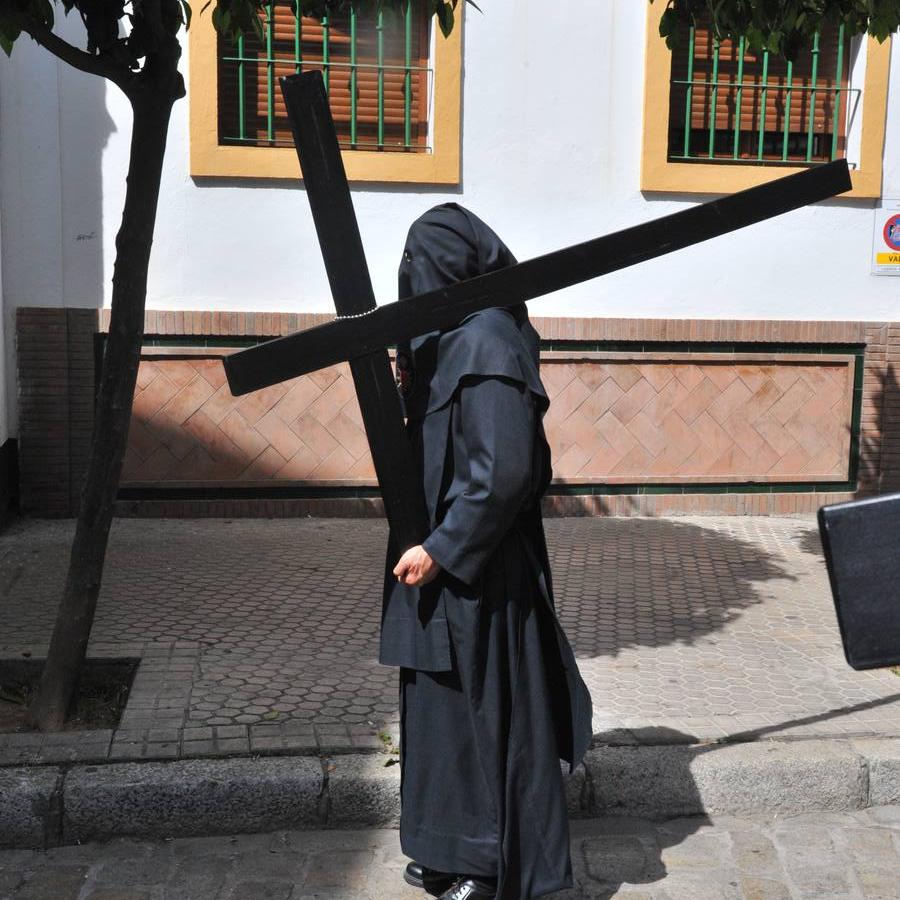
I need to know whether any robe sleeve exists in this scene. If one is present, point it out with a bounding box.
[422,376,534,587]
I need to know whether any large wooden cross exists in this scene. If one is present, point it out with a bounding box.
[224,70,852,555]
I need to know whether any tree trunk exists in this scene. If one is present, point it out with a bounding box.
[28,91,176,731]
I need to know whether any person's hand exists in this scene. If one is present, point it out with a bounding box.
[393,545,441,587]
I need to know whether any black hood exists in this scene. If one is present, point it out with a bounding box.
[398,202,519,299]
[396,203,546,419]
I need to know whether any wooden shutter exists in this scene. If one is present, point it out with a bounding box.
[218,3,430,151]
[668,21,850,161]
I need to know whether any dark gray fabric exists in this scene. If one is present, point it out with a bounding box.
[380,203,593,900]
[399,517,571,893]
[396,202,543,422]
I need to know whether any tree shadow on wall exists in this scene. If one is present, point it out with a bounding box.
[858,361,900,495]
[793,361,900,559]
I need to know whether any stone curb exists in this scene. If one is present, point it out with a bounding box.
[1,739,898,849]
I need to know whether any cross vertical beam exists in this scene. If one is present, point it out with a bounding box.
[276,71,428,553]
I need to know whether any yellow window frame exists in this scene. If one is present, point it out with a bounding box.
[640,3,892,199]
[188,10,462,185]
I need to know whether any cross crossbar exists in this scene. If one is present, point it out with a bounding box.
[225,156,851,394]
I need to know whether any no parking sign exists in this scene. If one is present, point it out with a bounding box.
[872,200,900,275]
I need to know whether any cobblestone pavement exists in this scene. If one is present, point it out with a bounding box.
[1,807,899,899]
[2,516,900,764]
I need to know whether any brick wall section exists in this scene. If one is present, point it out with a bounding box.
[112,312,887,517]
[529,317,868,344]
[16,308,900,517]
[98,309,334,337]
[858,323,888,493]
[17,309,71,515]
[16,308,99,516]
[99,310,871,344]
[880,323,900,492]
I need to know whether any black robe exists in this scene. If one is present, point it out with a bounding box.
[379,204,593,900]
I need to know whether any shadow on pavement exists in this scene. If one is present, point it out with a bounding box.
[548,517,798,658]
[720,691,900,742]
[794,524,826,557]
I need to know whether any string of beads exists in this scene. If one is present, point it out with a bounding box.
[334,307,381,321]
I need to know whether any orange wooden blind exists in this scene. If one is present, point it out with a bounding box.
[668,21,850,162]
[218,3,430,151]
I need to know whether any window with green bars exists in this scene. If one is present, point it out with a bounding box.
[217,1,431,151]
[668,20,856,164]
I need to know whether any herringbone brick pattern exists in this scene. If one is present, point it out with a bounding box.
[122,358,375,483]
[123,355,853,486]
[543,358,853,482]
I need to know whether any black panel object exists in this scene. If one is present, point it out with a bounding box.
[818,493,900,670]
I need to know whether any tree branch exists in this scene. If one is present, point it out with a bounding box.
[18,18,129,87]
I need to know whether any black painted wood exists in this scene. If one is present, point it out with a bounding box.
[818,493,900,670]
[240,70,428,552]
[225,159,851,390]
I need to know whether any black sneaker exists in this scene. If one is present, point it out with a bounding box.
[437,876,497,900]
[403,861,458,895]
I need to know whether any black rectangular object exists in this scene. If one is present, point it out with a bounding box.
[818,493,900,670]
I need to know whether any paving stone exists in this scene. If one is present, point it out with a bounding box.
[737,876,791,900]
[12,866,90,900]
[89,845,175,885]
[0,767,60,848]
[302,850,376,890]
[82,889,154,899]
[729,829,782,876]
[219,882,292,900]
[324,755,401,828]
[783,865,853,898]
[581,833,663,885]
[851,737,900,806]
[853,865,900,900]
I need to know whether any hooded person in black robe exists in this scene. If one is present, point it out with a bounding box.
[379,203,593,900]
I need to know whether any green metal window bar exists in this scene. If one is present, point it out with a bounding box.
[669,22,856,165]
[219,0,432,152]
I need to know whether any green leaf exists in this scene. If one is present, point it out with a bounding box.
[251,10,264,40]
[0,21,20,57]
[182,0,193,30]
[435,0,454,36]
[659,6,679,39]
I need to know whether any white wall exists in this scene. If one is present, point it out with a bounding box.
[155,1,900,322]
[0,2,898,437]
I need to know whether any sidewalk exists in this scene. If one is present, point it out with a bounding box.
[2,515,899,767]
